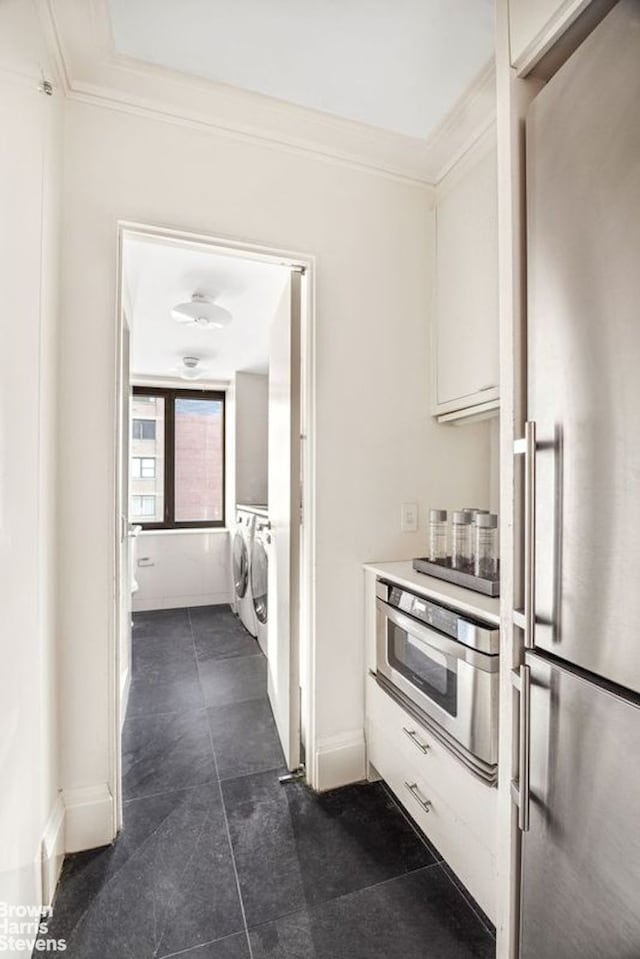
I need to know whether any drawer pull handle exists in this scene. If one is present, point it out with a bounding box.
[404,781,432,813]
[402,727,430,754]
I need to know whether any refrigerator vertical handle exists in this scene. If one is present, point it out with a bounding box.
[510,664,531,832]
[519,664,531,831]
[524,421,536,649]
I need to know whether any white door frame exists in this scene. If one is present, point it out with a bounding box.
[112,220,317,829]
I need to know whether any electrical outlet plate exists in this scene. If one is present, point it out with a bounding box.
[401,502,418,533]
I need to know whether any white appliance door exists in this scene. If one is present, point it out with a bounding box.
[267,272,302,769]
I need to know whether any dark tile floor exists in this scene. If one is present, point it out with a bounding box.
[43,605,496,958]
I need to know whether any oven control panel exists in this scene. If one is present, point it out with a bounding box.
[388,585,459,639]
[384,582,499,654]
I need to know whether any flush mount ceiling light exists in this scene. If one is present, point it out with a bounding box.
[170,293,232,329]
[177,356,209,381]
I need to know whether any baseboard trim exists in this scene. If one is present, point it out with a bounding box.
[312,729,366,791]
[63,783,115,854]
[40,795,65,907]
[132,593,231,612]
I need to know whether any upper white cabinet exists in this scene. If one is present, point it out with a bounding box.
[509,0,593,74]
[432,129,499,422]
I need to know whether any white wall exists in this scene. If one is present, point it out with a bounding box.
[235,371,269,506]
[0,0,64,926]
[57,95,492,820]
[132,530,231,611]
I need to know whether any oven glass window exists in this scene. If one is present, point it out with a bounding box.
[388,623,457,716]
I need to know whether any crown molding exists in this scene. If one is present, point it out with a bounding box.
[425,60,496,182]
[435,122,497,201]
[34,0,70,94]
[42,0,495,187]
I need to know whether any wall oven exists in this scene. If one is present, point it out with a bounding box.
[375,579,499,779]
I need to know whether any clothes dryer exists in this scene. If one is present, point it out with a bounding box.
[231,508,257,637]
[250,511,270,656]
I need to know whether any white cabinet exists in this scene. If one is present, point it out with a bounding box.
[363,566,499,922]
[509,0,593,74]
[432,130,499,422]
[366,676,498,921]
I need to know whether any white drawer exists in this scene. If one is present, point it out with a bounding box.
[367,715,497,922]
[366,674,497,851]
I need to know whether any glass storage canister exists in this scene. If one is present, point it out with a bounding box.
[463,509,489,570]
[462,507,489,519]
[429,509,448,564]
[474,513,499,580]
[451,511,473,572]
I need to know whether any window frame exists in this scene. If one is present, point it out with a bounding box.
[132,417,156,441]
[132,386,226,530]
[131,456,156,480]
[132,494,157,517]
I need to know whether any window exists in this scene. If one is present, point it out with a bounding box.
[132,495,156,517]
[174,397,224,522]
[129,387,225,528]
[130,395,165,523]
[132,418,156,440]
[132,457,156,479]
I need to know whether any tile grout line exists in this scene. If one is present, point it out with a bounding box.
[130,610,494,952]
[153,806,213,959]
[126,687,268,725]
[57,615,197,950]
[123,777,222,806]
[126,690,268,724]
[380,781,495,938]
[126,707,211,721]
[245,859,445,940]
[189,606,255,959]
[57,789,214,948]
[60,609,251,956]
[157,929,247,959]
[217,763,285,786]
[207,775,451,938]
[316,859,443,909]
[145,609,221,959]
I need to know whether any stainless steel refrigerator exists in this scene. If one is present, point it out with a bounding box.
[519,2,640,956]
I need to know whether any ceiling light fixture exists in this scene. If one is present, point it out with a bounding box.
[178,356,207,381]
[171,293,232,329]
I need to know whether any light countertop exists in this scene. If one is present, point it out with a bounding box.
[364,560,500,626]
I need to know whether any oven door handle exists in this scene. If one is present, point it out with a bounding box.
[376,598,492,667]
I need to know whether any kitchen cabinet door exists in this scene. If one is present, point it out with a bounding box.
[366,677,498,922]
[433,134,499,420]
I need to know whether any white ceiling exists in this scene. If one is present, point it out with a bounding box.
[108,0,494,142]
[124,235,290,381]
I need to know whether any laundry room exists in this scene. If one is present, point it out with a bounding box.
[120,228,302,744]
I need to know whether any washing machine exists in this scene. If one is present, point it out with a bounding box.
[231,508,257,636]
[250,511,270,656]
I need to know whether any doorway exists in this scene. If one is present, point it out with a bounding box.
[113,222,315,829]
